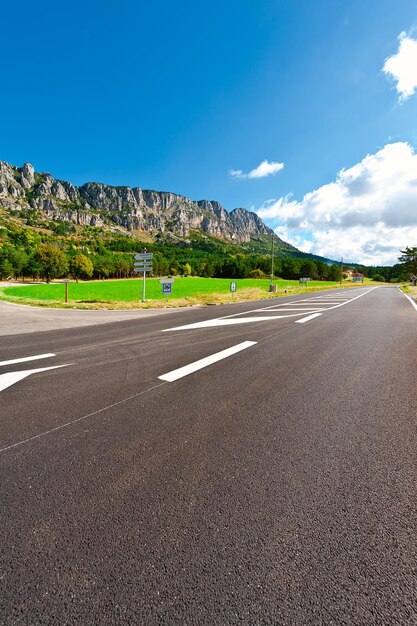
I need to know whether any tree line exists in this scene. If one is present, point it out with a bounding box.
[0,223,414,282]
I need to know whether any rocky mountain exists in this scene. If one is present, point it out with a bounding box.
[0,161,295,249]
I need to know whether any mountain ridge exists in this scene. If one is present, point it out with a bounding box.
[0,161,297,251]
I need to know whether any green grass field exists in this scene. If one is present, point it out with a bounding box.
[0,276,359,308]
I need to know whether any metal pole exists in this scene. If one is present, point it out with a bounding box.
[340,257,343,285]
[142,270,146,302]
[270,235,275,288]
[65,282,68,303]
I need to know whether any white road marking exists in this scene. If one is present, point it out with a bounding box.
[318,287,378,311]
[158,341,257,382]
[163,288,378,331]
[400,289,417,312]
[295,313,322,324]
[163,315,296,330]
[0,364,70,393]
[258,308,325,312]
[0,353,55,367]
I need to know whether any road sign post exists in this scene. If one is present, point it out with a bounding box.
[159,278,174,302]
[62,279,71,303]
[230,281,237,300]
[162,282,172,301]
[134,252,153,302]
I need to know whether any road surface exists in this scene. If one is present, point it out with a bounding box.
[1,286,416,624]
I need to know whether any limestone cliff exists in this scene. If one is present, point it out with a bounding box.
[0,161,295,248]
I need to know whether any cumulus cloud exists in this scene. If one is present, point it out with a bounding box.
[257,142,417,265]
[229,159,284,179]
[382,32,417,101]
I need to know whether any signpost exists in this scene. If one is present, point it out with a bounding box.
[159,277,174,301]
[62,279,71,303]
[134,252,153,302]
[230,281,237,300]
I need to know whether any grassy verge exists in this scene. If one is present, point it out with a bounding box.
[401,284,417,299]
[0,277,365,310]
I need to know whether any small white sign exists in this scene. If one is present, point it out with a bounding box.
[230,281,237,292]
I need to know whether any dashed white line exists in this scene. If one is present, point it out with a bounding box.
[158,341,257,382]
[0,353,55,367]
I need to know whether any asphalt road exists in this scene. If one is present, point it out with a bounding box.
[1,286,416,625]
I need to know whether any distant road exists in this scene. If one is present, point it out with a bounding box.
[1,286,417,624]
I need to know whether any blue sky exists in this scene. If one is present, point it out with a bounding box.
[2,0,417,264]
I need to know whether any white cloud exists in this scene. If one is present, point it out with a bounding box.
[383,32,417,101]
[258,142,417,265]
[229,159,284,179]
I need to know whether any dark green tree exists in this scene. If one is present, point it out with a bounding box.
[398,247,417,275]
[327,264,342,281]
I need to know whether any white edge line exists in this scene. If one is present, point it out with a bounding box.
[0,353,56,367]
[295,313,322,324]
[158,341,257,382]
[399,288,417,312]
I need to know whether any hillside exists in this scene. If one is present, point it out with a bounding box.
[0,161,296,252]
[0,160,362,284]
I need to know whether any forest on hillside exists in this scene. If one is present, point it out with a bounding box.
[0,218,411,283]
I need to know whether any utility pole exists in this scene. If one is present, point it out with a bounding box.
[270,234,275,289]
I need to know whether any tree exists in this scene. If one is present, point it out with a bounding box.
[281,257,299,279]
[70,253,93,281]
[316,261,328,280]
[36,244,69,282]
[182,262,192,277]
[10,249,28,277]
[299,259,317,279]
[23,253,43,280]
[248,268,267,279]
[0,256,14,279]
[327,264,341,281]
[92,255,115,279]
[398,247,417,276]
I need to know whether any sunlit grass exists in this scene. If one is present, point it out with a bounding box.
[0,277,359,309]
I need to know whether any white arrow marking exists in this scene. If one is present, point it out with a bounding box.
[0,353,56,367]
[0,364,70,393]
